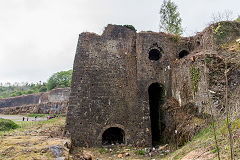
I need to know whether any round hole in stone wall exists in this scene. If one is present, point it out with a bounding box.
[148,49,162,61]
[178,50,189,59]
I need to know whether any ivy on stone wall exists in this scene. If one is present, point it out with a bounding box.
[190,66,200,95]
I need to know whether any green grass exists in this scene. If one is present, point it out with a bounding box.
[99,148,109,154]
[0,118,19,131]
[135,150,145,155]
[26,114,47,118]
[15,117,60,129]
[163,116,240,159]
[0,117,64,137]
[193,124,212,140]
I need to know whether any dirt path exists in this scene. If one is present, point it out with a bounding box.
[0,114,46,121]
[180,149,215,160]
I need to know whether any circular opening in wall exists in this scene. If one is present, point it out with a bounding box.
[148,49,162,61]
[178,50,189,59]
[102,127,125,145]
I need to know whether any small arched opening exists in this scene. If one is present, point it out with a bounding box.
[148,49,162,61]
[148,83,165,146]
[178,50,189,59]
[102,127,125,145]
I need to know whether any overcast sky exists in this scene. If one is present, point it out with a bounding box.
[0,0,239,84]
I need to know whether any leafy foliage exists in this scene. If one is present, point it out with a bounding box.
[46,70,72,90]
[0,82,47,98]
[123,25,137,31]
[212,21,240,45]
[0,69,72,98]
[159,0,183,35]
[0,118,19,131]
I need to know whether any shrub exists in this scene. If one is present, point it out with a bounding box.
[39,86,47,92]
[123,25,137,31]
[0,118,19,131]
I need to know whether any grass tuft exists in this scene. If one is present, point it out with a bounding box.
[26,114,47,118]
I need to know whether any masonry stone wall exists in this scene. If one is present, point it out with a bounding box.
[0,88,70,114]
[66,21,240,148]
[66,25,143,147]
[0,93,41,108]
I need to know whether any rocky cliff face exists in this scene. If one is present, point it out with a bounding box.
[0,88,70,115]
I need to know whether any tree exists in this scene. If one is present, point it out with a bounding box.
[211,10,234,23]
[159,0,183,35]
[39,86,47,92]
[46,70,72,90]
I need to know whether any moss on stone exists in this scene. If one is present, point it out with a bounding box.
[190,66,200,95]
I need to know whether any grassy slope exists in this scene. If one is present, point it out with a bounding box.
[164,118,240,160]
[0,117,69,160]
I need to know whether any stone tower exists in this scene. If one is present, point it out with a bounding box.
[65,22,240,147]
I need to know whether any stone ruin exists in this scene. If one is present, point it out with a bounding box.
[0,88,70,115]
[65,21,240,147]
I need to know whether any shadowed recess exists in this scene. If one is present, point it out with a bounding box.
[148,49,162,61]
[178,50,189,58]
[148,83,165,146]
[102,127,125,145]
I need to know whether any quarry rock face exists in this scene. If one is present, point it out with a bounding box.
[0,88,70,114]
[65,21,240,147]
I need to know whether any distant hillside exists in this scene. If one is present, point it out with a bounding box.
[0,69,72,98]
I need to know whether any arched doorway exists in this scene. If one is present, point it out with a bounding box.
[102,127,125,145]
[148,83,165,146]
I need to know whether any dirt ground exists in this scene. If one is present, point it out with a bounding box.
[0,115,216,160]
[0,116,69,160]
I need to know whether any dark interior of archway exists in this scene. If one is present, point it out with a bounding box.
[179,50,189,58]
[148,83,165,146]
[149,49,161,61]
[102,127,125,145]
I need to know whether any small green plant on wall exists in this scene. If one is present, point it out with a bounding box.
[190,66,200,96]
[212,23,226,44]
[172,34,181,43]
